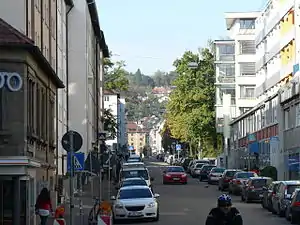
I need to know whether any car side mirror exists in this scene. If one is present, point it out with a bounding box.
[262,186,267,191]
[154,193,160,198]
[150,177,154,181]
[110,196,116,200]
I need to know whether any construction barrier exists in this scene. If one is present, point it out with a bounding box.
[97,201,112,225]
[53,205,66,225]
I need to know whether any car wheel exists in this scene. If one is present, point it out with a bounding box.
[261,199,265,209]
[154,209,159,221]
[183,182,187,185]
[278,205,285,217]
[291,213,297,224]
[245,195,250,203]
[285,208,290,221]
[199,176,203,181]
[218,186,221,191]
[241,194,245,202]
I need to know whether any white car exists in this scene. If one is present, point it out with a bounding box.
[207,167,226,184]
[120,167,154,187]
[122,162,145,169]
[111,186,160,222]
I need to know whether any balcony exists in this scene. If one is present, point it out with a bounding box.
[216,76,235,84]
[216,105,238,119]
[215,54,235,62]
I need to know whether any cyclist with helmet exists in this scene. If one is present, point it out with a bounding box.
[205,194,243,225]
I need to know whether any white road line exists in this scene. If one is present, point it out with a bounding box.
[160,212,187,216]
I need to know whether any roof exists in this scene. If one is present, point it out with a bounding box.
[249,176,272,180]
[122,177,146,181]
[120,185,150,191]
[280,180,300,185]
[104,89,120,96]
[86,0,109,58]
[0,18,64,88]
[121,167,148,171]
[224,11,261,30]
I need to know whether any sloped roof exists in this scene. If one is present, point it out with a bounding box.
[0,18,64,88]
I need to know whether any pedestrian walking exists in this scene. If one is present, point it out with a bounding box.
[35,187,53,225]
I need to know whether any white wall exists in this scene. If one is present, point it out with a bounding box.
[68,0,91,158]
[119,96,126,147]
[56,0,68,175]
[104,94,118,147]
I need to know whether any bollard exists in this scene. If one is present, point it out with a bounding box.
[79,199,84,225]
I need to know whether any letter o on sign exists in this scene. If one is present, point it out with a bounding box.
[0,72,23,92]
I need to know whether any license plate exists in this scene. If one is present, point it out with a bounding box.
[259,194,263,198]
[173,178,180,180]
[128,211,143,216]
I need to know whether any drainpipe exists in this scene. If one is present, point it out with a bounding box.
[96,39,100,147]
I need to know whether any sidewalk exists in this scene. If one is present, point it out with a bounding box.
[47,176,114,225]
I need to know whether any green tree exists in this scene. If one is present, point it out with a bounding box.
[165,43,219,157]
[101,108,117,139]
[104,58,129,91]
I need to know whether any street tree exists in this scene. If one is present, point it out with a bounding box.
[101,108,117,139]
[104,58,129,91]
[165,44,220,157]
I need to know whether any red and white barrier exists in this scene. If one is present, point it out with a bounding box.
[53,218,65,225]
[97,215,112,225]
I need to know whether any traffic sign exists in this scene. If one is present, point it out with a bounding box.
[98,132,106,141]
[61,130,83,152]
[128,146,134,151]
[67,152,84,171]
[176,144,181,151]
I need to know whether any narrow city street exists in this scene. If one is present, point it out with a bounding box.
[115,159,291,225]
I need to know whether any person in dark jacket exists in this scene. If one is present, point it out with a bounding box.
[205,194,243,225]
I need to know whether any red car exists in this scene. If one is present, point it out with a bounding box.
[163,166,187,184]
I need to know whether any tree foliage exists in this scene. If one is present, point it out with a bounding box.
[104,58,129,92]
[165,44,220,157]
[101,108,117,139]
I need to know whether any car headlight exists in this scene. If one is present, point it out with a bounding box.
[147,202,155,208]
[115,203,123,209]
[182,174,187,177]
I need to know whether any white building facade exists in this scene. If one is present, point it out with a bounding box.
[228,0,300,181]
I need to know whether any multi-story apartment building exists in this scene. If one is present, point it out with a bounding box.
[228,0,300,181]
[0,0,109,223]
[119,95,127,149]
[215,12,259,133]
[127,122,149,153]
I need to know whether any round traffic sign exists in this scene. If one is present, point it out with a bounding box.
[61,130,83,152]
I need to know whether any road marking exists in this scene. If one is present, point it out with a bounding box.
[183,208,190,212]
[160,212,187,216]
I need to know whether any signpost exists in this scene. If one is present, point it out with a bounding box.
[176,144,181,160]
[61,130,83,225]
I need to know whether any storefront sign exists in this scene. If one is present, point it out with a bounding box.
[0,72,23,91]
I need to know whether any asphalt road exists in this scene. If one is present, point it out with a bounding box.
[117,158,291,225]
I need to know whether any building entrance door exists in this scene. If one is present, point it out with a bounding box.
[0,178,27,225]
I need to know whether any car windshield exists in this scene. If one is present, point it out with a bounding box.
[225,171,238,177]
[287,185,300,194]
[167,167,184,172]
[236,172,257,178]
[296,192,300,201]
[118,188,152,199]
[211,168,225,173]
[202,166,215,171]
[252,179,269,187]
[121,170,149,180]
[122,180,147,187]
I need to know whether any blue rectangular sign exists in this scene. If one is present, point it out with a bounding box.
[176,144,181,151]
[67,152,85,172]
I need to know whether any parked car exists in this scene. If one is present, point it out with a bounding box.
[218,169,241,191]
[241,177,273,203]
[162,166,187,184]
[208,167,226,184]
[285,188,300,223]
[182,158,193,171]
[272,180,300,217]
[191,163,208,178]
[229,171,258,195]
[188,159,210,174]
[261,181,281,211]
[199,165,216,181]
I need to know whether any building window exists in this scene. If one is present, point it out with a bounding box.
[218,64,235,77]
[140,142,142,146]
[36,85,41,137]
[296,104,300,126]
[27,77,35,134]
[131,143,134,146]
[239,40,255,54]
[284,108,290,130]
[240,19,255,29]
[41,88,47,139]
[217,88,236,105]
[217,44,235,61]
[240,85,255,98]
[104,96,109,101]
[49,97,55,146]
[239,63,255,76]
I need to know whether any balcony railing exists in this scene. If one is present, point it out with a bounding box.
[216,54,235,61]
[217,76,235,83]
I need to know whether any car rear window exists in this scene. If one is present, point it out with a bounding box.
[236,172,257,178]
[225,171,237,177]
[212,168,225,173]
[287,185,300,194]
[167,167,184,172]
[202,166,215,171]
[252,179,268,187]
[196,163,205,168]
